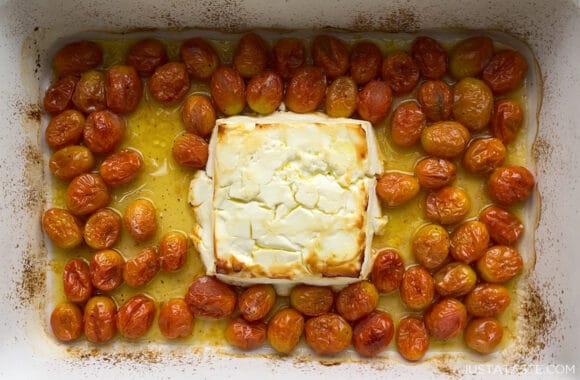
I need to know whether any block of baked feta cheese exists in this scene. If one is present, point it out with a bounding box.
[189,112,386,294]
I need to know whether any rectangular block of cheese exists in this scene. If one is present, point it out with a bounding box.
[189,112,386,294]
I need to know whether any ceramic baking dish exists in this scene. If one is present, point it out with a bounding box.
[0,0,579,378]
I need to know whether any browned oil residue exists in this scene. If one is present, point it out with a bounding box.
[16,245,47,306]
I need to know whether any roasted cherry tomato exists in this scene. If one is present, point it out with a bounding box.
[158,298,194,339]
[311,35,349,80]
[477,245,523,283]
[390,101,426,147]
[488,166,534,206]
[463,138,506,174]
[267,308,304,354]
[381,51,420,95]
[246,70,284,115]
[396,317,429,361]
[357,79,392,124]
[424,186,471,225]
[83,295,117,343]
[412,223,449,270]
[99,149,143,186]
[482,50,528,94]
[417,80,453,122]
[63,258,93,303]
[124,199,157,242]
[116,294,156,338]
[123,247,159,288]
[126,38,168,77]
[424,298,467,340]
[50,302,83,342]
[184,276,236,319]
[376,172,420,207]
[452,77,493,132]
[180,38,220,81]
[411,36,447,80]
[89,249,125,291]
[464,317,503,354]
[449,36,494,79]
[83,110,125,154]
[490,99,524,145]
[83,208,122,250]
[105,65,143,114]
[325,76,358,118]
[434,262,477,297]
[159,231,188,272]
[65,173,110,216]
[53,41,103,77]
[49,145,95,181]
[149,62,190,104]
[172,132,209,169]
[421,121,470,159]
[271,38,305,80]
[210,66,246,115]
[414,157,456,190]
[181,94,216,137]
[284,66,326,114]
[289,285,334,317]
[305,313,352,355]
[72,70,106,114]
[400,265,435,310]
[233,32,269,78]
[465,283,511,317]
[479,205,524,246]
[370,248,405,293]
[42,208,83,249]
[335,281,379,322]
[353,310,394,357]
[238,284,276,322]
[449,220,490,263]
[226,317,267,351]
[44,76,79,115]
[350,41,382,85]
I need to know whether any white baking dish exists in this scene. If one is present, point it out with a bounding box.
[1,0,579,378]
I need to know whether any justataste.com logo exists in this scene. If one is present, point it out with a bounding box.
[463,364,576,376]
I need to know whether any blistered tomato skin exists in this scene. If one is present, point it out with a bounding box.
[464,317,503,354]
[491,99,524,144]
[181,94,216,137]
[381,51,420,95]
[158,298,194,339]
[44,76,79,115]
[284,66,326,114]
[42,208,83,249]
[83,295,117,343]
[126,38,168,77]
[376,172,420,207]
[289,285,334,317]
[83,208,122,250]
[53,41,103,77]
[100,150,143,186]
[449,36,494,79]
[477,245,523,283]
[350,41,382,85]
[482,50,528,94]
[63,258,93,303]
[488,166,535,206]
[267,308,305,354]
[335,281,379,322]
[417,80,453,122]
[465,283,511,317]
[424,186,471,225]
[45,110,85,150]
[180,38,220,81]
[123,247,160,288]
[414,157,457,190]
[124,199,157,242]
[233,32,269,78]
[353,310,394,357]
[172,133,209,169]
[449,221,490,263]
[49,145,95,181]
[50,302,83,342]
[479,205,525,246]
[272,38,306,80]
[311,35,349,80]
[185,276,236,319]
[105,65,143,114]
[305,313,352,355]
[210,66,246,115]
[89,249,125,292]
[238,284,276,322]
[246,71,284,115]
[424,298,467,341]
[159,231,188,272]
[390,101,426,147]
[149,62,190,104]
[116,294,156,339]
[400,266,435,311]
[421,121,470,159]
[65,173,110,216]
[72,70,106,114]
[83,110,125,155]
[226,317,267,351]
[452,78,493,132]
[370,248,405,293]
[434,262,477,297]
[463,138,506,174]
[357,79,393,124]
[325,76,358,118]
[411,36,447,80]
[396,317,429,361]
[412,224,450,270]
